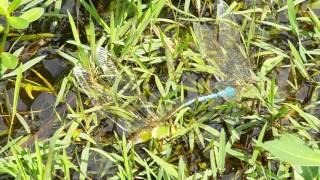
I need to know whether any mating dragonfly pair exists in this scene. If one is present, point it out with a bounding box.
[72,0,253,144]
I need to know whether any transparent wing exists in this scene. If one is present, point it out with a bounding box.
[73,66,97,98]
[72,65,111,103]
[193,1,252,85]
[96,47,118,79]
[73,63,157,135]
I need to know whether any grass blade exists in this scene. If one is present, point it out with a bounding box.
[144,148,178,178]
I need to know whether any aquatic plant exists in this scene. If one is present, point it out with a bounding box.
[0,0,319,179]
[0,0,44,74]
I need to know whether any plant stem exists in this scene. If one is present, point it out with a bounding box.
[0,18,10,53]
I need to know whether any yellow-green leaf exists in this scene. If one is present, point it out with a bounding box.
[287,0,299,35]
[0,0,8,15]
[0,6,6,15]
[8,16,29,29]
[0,52,18,69]
[0,25,4,32]
[154,75,166,97]
[288,40,309,80]
[262,133,320,166]
[259,56,284,77]
[308,8,320,32]
[285,103,320,130]
[8,0,23,13]
[144,149,178,178]
[20,7,44,23]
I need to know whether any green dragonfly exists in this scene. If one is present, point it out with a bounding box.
[72,46,235,145]
[128,86,235,144]
[72,0,253,145]
[129,0,256,144]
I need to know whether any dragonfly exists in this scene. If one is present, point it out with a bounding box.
[128,0,256,144]
[133,1,255,144]
[72,0,257,144]
[72,45,236,145]
[193,0,254,99]
[72,0,253,144]
[128,86,235,144]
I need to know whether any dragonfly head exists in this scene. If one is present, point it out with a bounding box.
[224,86,236,97]
[217,86,236,98]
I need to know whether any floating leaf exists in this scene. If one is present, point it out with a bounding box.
[0,52,18,69]
[261,133,320,166]
[8,16,29,29]
[20,7,44,23]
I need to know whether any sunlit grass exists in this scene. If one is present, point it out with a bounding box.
[0,0,319,179]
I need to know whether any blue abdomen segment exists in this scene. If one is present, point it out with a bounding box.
[218,86,236,98]
[184,86,236,107]
[198,86,236,101]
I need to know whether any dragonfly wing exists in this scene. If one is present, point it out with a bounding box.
[96,47,118,79]
[193,22,226,79]
[193,0,252,84]
[73,65,111,102]
[73,66,95,97]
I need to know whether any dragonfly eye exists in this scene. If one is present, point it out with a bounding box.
[223,86,236,97]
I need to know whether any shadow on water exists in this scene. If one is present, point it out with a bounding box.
[21,91,77,147]
[0,0,81,146]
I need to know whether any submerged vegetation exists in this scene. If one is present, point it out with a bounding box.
[0,0,320,179]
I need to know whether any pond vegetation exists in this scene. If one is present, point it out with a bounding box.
[0,0,320,179]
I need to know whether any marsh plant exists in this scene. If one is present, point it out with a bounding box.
[0,0,319,179]
[0,0,44,75]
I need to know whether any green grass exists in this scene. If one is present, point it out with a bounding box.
[0,0,319,179]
